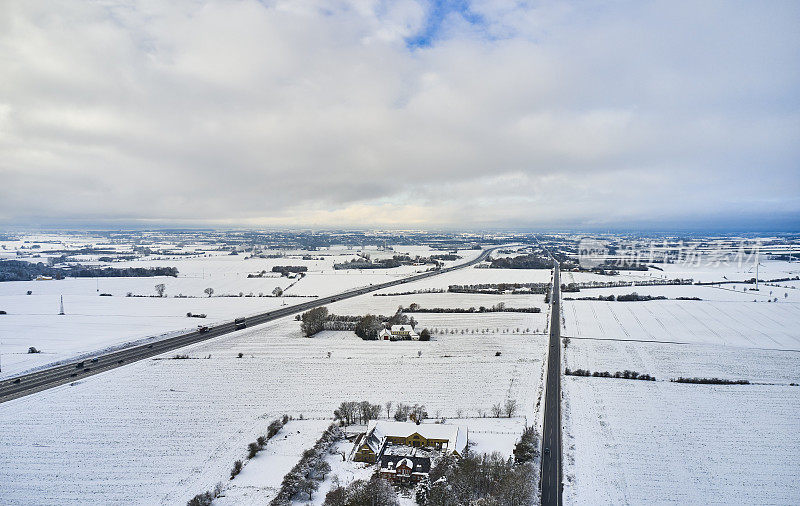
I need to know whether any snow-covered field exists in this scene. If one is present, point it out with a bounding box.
[562,378,800,504]
[216,419,333,505]
[0,247,489,377]
[563,299,800,350]
[561,264,800,504]
[564,338,800,384]
[0,304,547,505]
[0,293,292,377]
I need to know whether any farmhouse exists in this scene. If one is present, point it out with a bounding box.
[353,420,468,464]
[391,325,419,339]
[378,446,432,485]
[377,325,419,341]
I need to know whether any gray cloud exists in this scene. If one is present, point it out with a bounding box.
[1,0,798,229]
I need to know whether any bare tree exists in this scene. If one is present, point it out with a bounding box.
[504,399,518,418]
[272,286,283,297]
[154,283,166,297]
[491,402,503,418]
[385,401,393,419]
[204,287,214,297]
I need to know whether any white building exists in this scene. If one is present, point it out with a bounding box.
[391,324,419,340]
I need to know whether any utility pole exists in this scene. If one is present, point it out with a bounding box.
[755,249,759,291]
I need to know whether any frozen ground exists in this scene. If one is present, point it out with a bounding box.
[562,276,800,505]
[561,258,799,285]
[562,377,800,505]
[0,290,289,377]
[215,419,332,505]
[564,338,800,384]
[563,299,800,350]
[564,282,797,303]
[0,248,488,377]
[0,301,547,505]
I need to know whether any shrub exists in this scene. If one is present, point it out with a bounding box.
[271,424,345,504]
[248,442,260,459]
[230,460,243,479]
[187,491,214,506]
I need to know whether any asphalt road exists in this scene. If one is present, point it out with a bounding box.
[541,260,562,506]
[0,246,500,403]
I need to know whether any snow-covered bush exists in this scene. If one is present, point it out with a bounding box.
[270,424,344,505]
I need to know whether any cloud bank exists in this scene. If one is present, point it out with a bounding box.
[1,0,798,229]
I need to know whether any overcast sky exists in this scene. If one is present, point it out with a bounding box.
[1,0,798,230]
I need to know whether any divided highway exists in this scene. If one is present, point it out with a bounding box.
[541,260,562,506]
[0,247,499,403]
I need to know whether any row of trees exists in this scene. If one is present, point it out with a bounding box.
[0,260,178,282]
[447,282,550,294]
[332,401,430,425]
[565,368,656,381]
[333,401,383,426]
[399,302,541,314]
[188,415,291,506]
[270,424,344,504]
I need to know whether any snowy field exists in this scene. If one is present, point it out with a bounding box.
[564,338,800,384]
[0,292,291,377]
[562,268,800,505]
[560,258,799,285]
[0,304,547,505]
[216,419,333,506]
[563,299,800,350]
[0,246,488,377]
[562,378,800,505]
[565,282,797,303]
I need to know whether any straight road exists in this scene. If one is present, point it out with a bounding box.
[0,246,501,403]
[541,260,562,506]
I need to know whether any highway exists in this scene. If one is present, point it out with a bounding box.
[0,247,499,403]
[541,260,562,506]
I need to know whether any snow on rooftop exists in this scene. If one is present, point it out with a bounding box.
[365,420,467,453]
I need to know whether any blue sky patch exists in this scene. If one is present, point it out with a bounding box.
[405,0,487,49]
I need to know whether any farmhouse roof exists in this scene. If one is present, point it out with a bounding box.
[364,420,467,454]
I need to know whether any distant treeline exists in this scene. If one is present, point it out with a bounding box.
[671,377,750,385]
[566,368,656,381]
[563,293,701,302]
[271,265,308,275]
[333,257,402,270]
[399,304,540,314]
[489,254,553,269]
[0,260,178,282]
[696,276,798,286]
[561,279,693,292]
[448,282,550,294]
[430,254,461,261]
